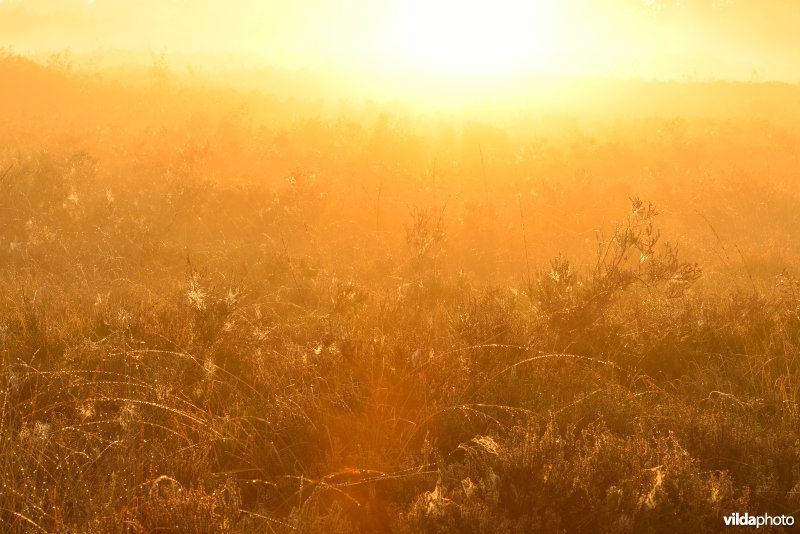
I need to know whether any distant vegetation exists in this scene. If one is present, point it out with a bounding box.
[2,53,800,532]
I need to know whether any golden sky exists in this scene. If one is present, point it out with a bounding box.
[1,0,798,81]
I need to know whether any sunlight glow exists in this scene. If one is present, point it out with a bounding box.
[387,0,564,76]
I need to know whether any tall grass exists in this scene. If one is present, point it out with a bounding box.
[2,54,800,532]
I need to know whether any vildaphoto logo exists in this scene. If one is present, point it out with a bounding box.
[723,513,795,528]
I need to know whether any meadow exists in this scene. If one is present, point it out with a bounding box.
[2,52,800,532]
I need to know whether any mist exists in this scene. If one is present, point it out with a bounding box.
[1,0,798,82]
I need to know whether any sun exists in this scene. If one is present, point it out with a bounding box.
[387,0,563,77]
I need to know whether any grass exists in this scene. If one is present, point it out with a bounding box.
[2,53,800,532]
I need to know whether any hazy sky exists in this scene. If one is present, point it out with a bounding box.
[1,0,798,81]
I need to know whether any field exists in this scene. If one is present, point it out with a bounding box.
[2,53,800,532]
